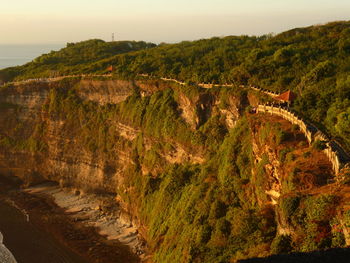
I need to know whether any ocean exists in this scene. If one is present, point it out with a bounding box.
[0,176,86,263]
[0,200,87,263]
[0,44,64,70]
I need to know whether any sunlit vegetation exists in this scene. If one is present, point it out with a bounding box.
[2,21,350,150]
[0,39,155,81]
[1,21,350,262]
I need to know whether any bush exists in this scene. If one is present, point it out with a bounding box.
[285,152,296,162]
[344,210,350,227]
[197,224,212,244]
[279,148,293,163]
[280,196,300,219]
[303,151,312,158]
[312,139,327,150]
[291,124,299,132]
[305,194,336,222]
[209,200,227,219]
[270,235,292,254]
[332,231,345,247]
[215,218,231,237]
[259,123,288,146]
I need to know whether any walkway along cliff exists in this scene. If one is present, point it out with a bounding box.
[3,73,349,178]
[256,104,350,176]
[1,75,350,262]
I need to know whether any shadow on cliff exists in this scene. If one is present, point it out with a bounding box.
[239,247,350,263]
[0,174,22,192]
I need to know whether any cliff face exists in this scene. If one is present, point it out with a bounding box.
[250,114,334,203]
[1,79,349,262]
[0,78,245,224]
[0,79,253,260]
[0,80,109,190]
[249,113,350,254]
[0,79,210,190]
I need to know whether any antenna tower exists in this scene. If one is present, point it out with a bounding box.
[112,33,115,42]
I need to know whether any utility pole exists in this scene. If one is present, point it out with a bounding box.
[112,33,115,42]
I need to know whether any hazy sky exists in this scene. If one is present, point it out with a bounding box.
[1,0,350,44]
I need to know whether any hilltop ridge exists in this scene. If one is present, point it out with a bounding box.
[1,21,350,152]
[1,20,350,262]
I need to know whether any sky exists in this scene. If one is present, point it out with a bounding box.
[1,0,350,44]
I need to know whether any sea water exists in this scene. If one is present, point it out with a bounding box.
[0,44,64,69]
[0,199,86,263]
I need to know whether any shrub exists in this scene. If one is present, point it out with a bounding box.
[332,231,345,247]
[216,218,231,236]
[291,124,299,133]
[274,129,288,145]
[279,148,293,163]
[305,194,336,222]
[209,200,227,220]
[298,141,308,147]
[303,151,311,158]
[280,196,300,219]
[259,123,288,146]
[344,210,350,227]
[312,139,327,150]
[285,152,296,162]
[270,235,292,254]
[197,224,212,244]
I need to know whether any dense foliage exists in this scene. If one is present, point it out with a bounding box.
[0,39,155,81]
[1,21,350,262]
[1,21,350,150]
[1,80,276,261]
[278,194,343,252]
[40,82,346,261]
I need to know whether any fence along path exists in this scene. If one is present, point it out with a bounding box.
[257,104,350,176]
[250,86,280,98]
[4,73,350,176]
[4,74,113,86]
[139,74,236,89]
[6,73,237,89]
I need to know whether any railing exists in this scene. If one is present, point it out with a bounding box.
[139,74,237,89]
[2,74,113,86]
[4,73,349,176]
[257,104,350,175]
[250,86,280,97]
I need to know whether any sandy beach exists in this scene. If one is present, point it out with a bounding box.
[25,183,147,259]
[0,176,145,263]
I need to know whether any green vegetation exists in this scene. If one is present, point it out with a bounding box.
[270,235,292,254]
[1,21,350,262]
[0,75,347,261]
[132,118,276,262]
[277,194,341,252]
[259,122,288,146]
[312,139,327,150]
[45,82,278,261]
[0,101,47,152]
[280,196,300,219]
[0,39,155,81]
[2,21,350,149]
[33,83,276,261]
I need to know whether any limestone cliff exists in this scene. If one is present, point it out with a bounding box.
[1,78,349,262]
[0,79,245,255]
[0,79,210,189]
